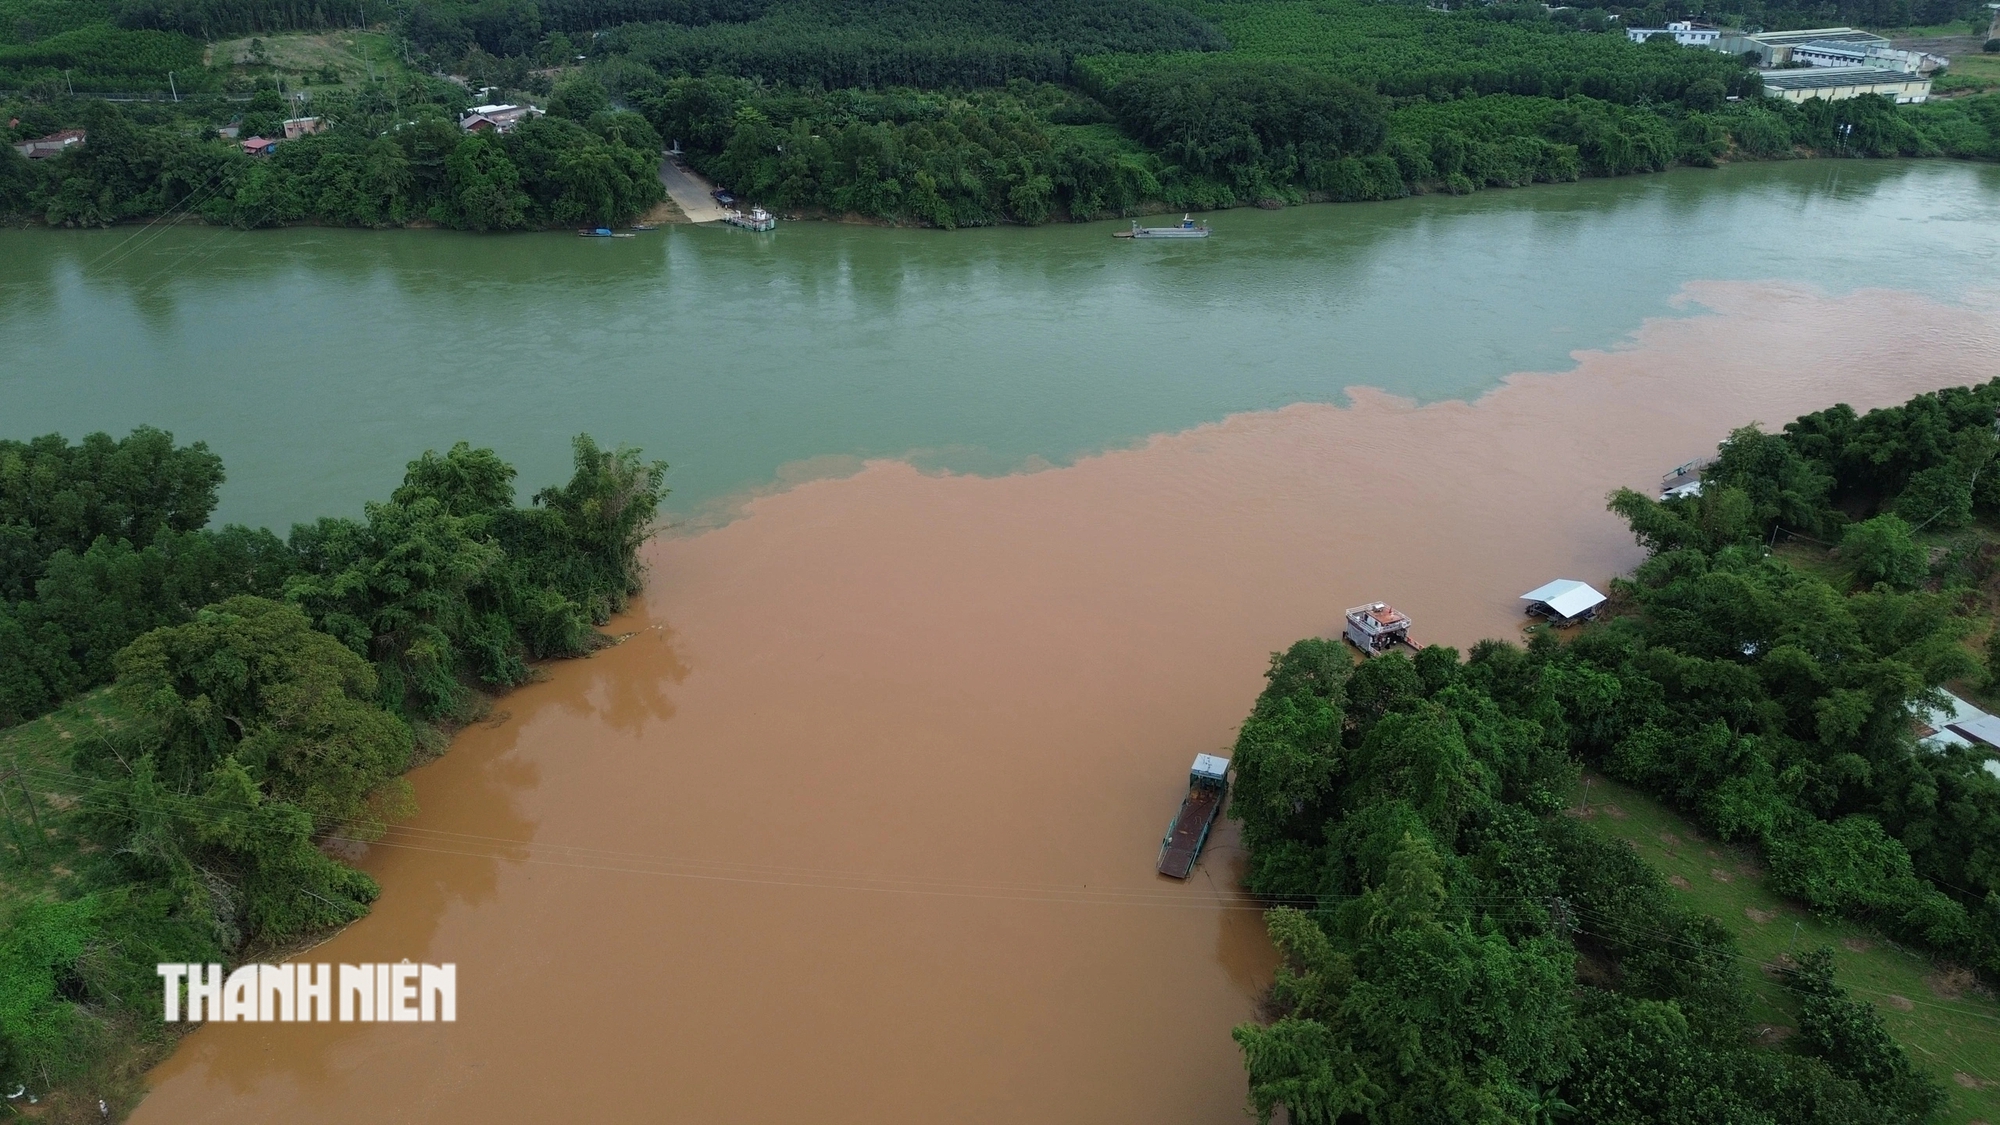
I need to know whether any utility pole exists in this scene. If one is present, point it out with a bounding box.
[169,70,178,101]
[0,766,37,864]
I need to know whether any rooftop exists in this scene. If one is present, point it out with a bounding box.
[1191,754,1230,782]
[1520,579,1607,620]
[1744,26,1889,46]
[1759,66,1924,90]
[1347,602,1408,627]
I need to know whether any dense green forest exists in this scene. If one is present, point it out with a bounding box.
[1,82,665,226]
[1225,380,2000,1123]
[596,0,1998,220]
[0,429,666,1109]
[5,0,2000,229]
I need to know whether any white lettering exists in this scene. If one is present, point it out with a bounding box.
[186,963,224,1022]
[156,963,186,1022]
[420,964,456,1022]
[339,964,373,1022]
[297,963,333,1022]
[257,963,295,1022]
[220,965,259,1022]
[160,962,458,1022]
[391,962,420,1022]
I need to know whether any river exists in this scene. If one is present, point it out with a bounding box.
[4,160,2000,1123]
[3,159,1996,530]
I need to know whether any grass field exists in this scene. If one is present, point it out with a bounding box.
[1940,53,2000,95]
[204,29,410,89]
[1573,771,2000,1124]
[0,687,138,907]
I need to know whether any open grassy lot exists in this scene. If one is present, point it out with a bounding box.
[0,687,140,907]
[205,29,409,89]
[1573,771,2000,1125]
[1939,53,2000,95]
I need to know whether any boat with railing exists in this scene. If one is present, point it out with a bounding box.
[722,206,777,232]
[1115,214,1210,239]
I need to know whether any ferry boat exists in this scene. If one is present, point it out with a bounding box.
[1116,214,1210,239]
[723,206,777,232]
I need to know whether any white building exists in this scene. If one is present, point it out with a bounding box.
[1627,20,1720,46]
[1717,27,1890,66]
[458,103,543,134]
[1789,40,1948,74]
[1759,66,1931,103]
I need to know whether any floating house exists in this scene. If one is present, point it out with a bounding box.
[1344,602,1414,655]
[1520,579,1607,627]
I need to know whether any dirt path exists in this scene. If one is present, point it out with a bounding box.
[657,156,728,223]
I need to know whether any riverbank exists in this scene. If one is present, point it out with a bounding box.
[7,143,1993,236]
[123,279,2000,1123]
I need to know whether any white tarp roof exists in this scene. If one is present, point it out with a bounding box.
[1191,753,1230,782]
[1520,579,1607,619]
[1914,692,2000,778]
[1950,714,2000,749]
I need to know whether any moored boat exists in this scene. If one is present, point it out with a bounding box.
[1116,214,1210,239]
[722,206,777,232]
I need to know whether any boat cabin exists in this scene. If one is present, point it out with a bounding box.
[1344,602,1412,654]
[1520,579,1607,627]
[1189,753,1230,790]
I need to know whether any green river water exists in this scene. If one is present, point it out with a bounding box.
[4,158,1998,530]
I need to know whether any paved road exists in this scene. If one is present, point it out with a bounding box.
[657,157,728,223]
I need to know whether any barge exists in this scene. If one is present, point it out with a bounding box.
[1158,753,1230,879]
[1115,214,1210,239]
[723,206,777,232]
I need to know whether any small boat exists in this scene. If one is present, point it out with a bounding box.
[1116,214,1211,239]
[579,227,636,238]
[722,206,777,232]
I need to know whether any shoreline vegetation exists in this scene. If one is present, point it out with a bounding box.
[1226,379,2000,1125]
[0,429,666,1120]
[3,2,1998,231]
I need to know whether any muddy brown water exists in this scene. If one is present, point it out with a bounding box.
[131,282,2000,1123]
